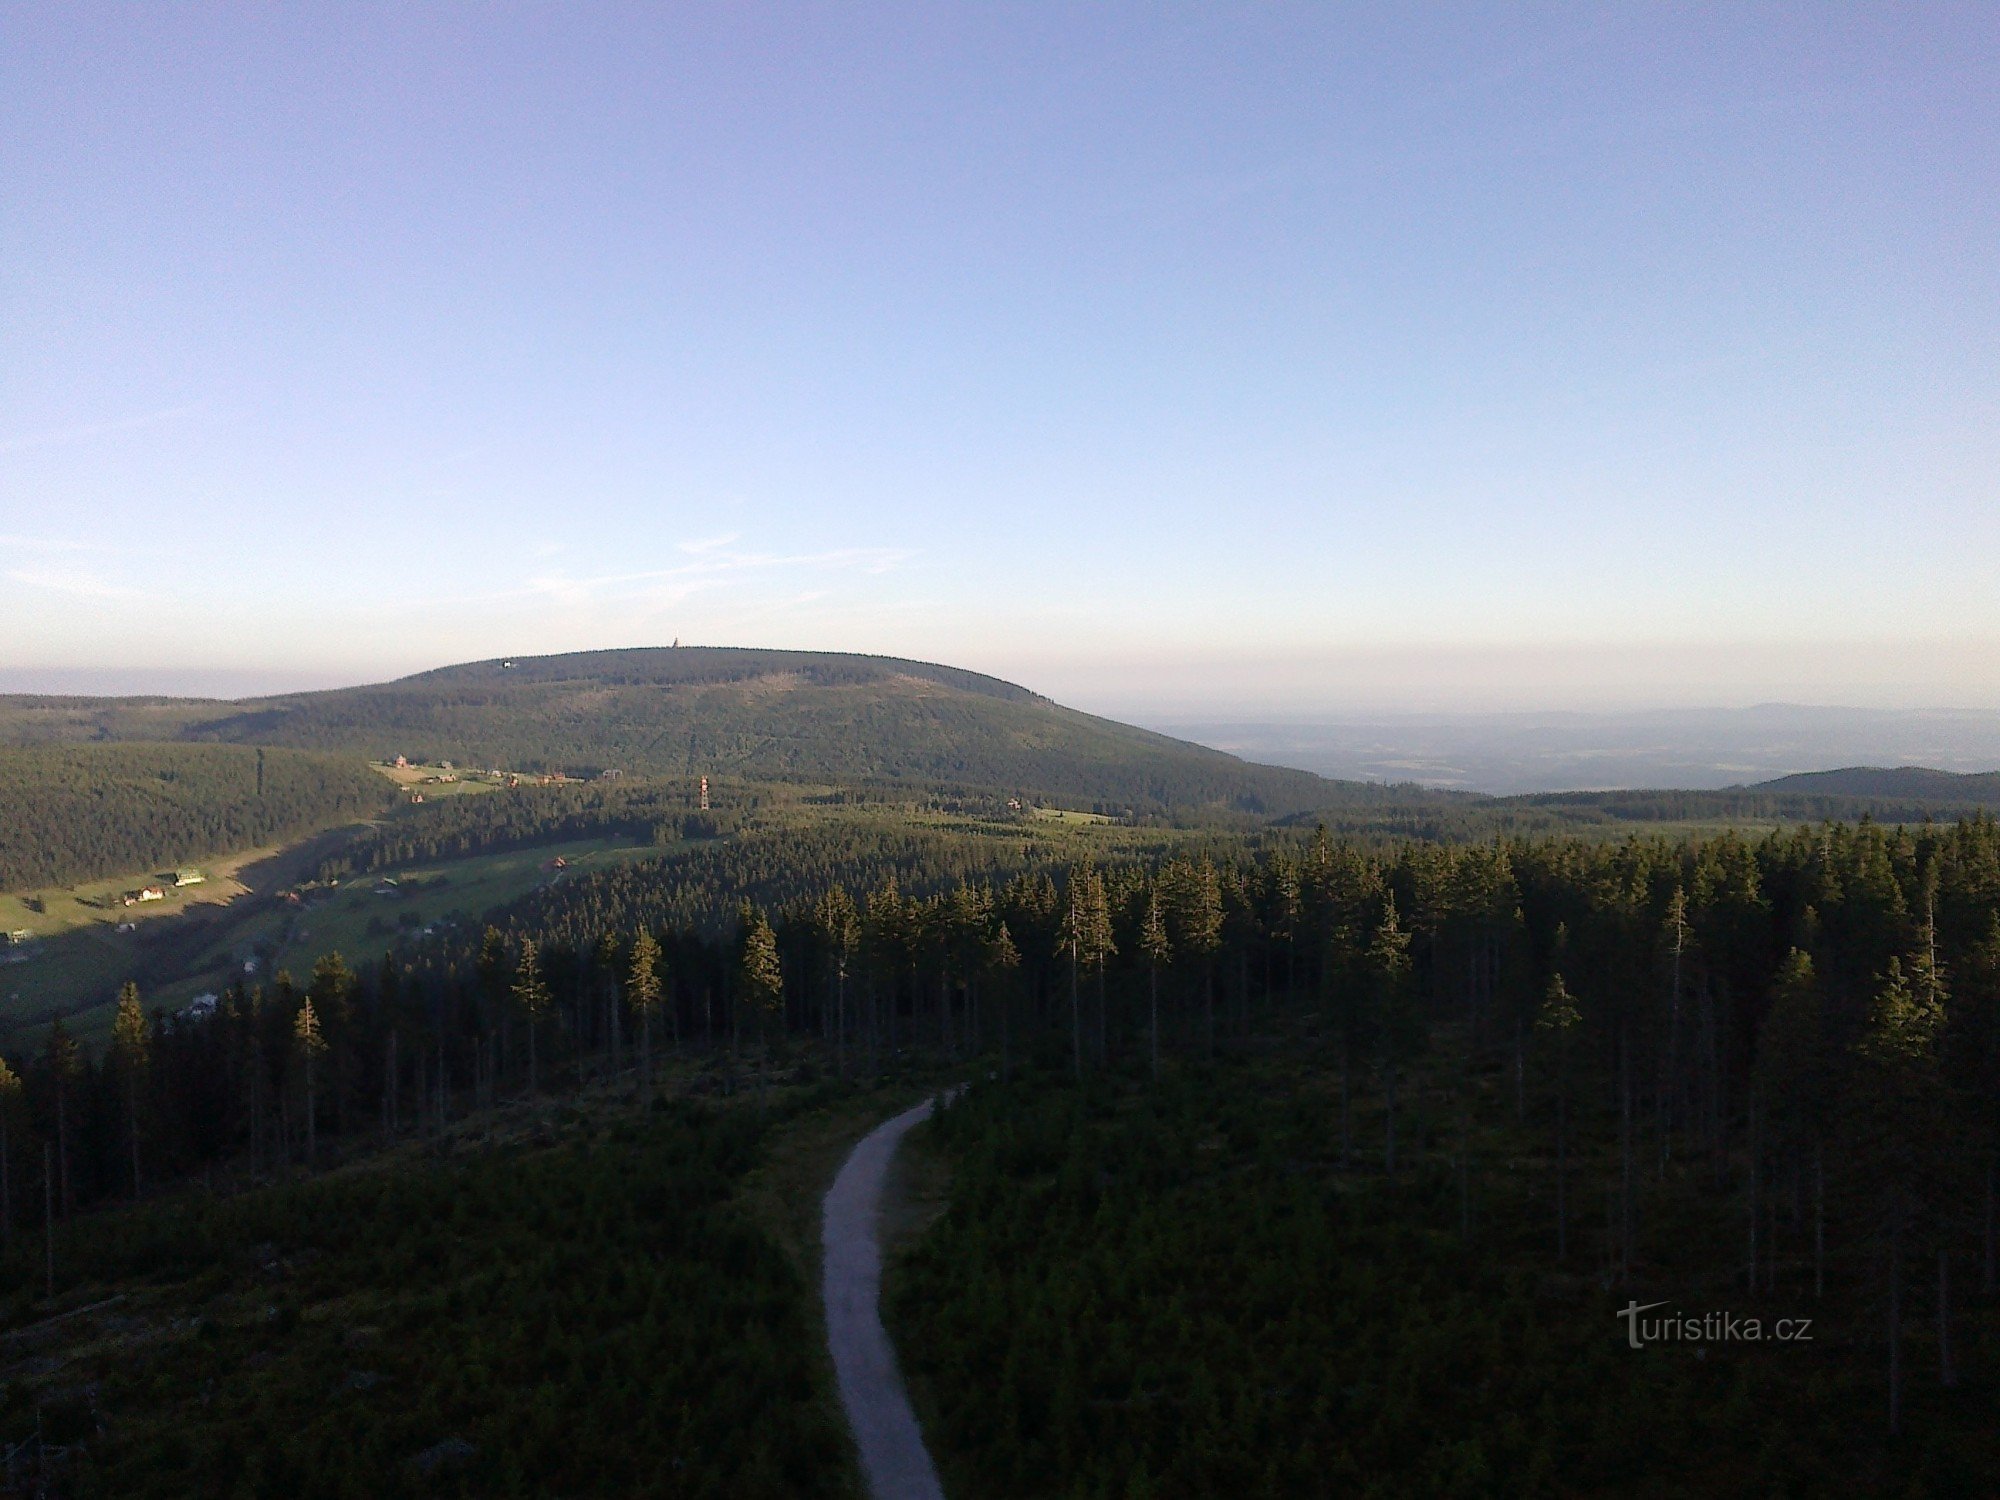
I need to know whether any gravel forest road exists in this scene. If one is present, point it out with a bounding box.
[822,1096,949,1500]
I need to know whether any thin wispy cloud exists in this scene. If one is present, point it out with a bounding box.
[519,544,916,606]
[387,542,917,615]
[4,566,146,601]
[678,532,741,555]
[0,403,205,456]
[0,533,94,554]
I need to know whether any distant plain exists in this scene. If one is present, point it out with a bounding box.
[1160,704,2000,794]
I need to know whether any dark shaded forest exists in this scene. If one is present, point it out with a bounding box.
[5,1095,852,1498]
[3,811,1996,1489]
[307,779,762,883]
[896,1058,1995,1497]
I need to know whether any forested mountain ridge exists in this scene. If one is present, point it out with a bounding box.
[398,645,1043,701]
[1748,765,2000,804]
[0,647,1381,819]
[0,744,394,889]
[0,695,222,746]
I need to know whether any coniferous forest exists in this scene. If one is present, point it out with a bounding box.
[0,745,392,889]
[1,805,1996,1492]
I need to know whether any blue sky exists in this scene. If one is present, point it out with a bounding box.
[3,3,1995,713]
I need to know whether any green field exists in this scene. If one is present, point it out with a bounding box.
[0,857,261,943]
[1031,806,1116,826]
[370,760,508,799]
[246,834,672,976]
[0,834,674,1051]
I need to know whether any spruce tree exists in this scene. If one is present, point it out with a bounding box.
[43,1020,78,1219]
[1140,887,1171,1082]
[627,928,664,1084]
[294,995,327,1165]
[0,1056,19,1247]
[1757,948,1834,1297]
[1370,895,1418,1181]
[1537,968,1582,1261]
[738,906,784,1102]
[513,939,552,1095]
[112,981,149,1199]
[988,919,1021,1080]
[1852,951,1952,1431]
[815,887,858,1077]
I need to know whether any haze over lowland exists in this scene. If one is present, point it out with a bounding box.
[1161,705,2000,795]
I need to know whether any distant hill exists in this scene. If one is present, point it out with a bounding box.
[0,647,1386,820]
[1746,765,2000,806]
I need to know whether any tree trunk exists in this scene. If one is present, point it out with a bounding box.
[1665,932,1682,1162]
[1704,978,1724,1174]
[1747,1097,1760,1290]
[1095,966,1107,1067]
[1149,963,1160,1083]
[1815,1143,1826,1300]
[43,1143,53,1300]
[1000,976,1011,1082]
[256,1073,270,1166]
[1457,1044,1473,1240]
[1384,1066,1398,1181]
[1070,948,1083,1083]
[1204,968,1215,1060]
[128,1076,142,1201]
[1556,1082,1569,1262]
[1339,1034,1352,1166]
[836,967,847,1080]
[55,1092,70,1221]
[865,975,878,1080]
[1619,1025,1633,1282]
[1888,1208,1904,1437]
[1984,1159,1995,1298]
[1513,1019,1525,1123]
[1767,1184,1780,1294]
[1939,1249,1957,1389]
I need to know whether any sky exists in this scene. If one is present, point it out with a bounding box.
[3,3,1996,716]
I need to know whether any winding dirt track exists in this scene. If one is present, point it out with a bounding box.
[822,1097,949,1500]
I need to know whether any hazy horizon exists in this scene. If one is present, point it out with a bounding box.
[3,652,1997,798]
[4,646,2000,722]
